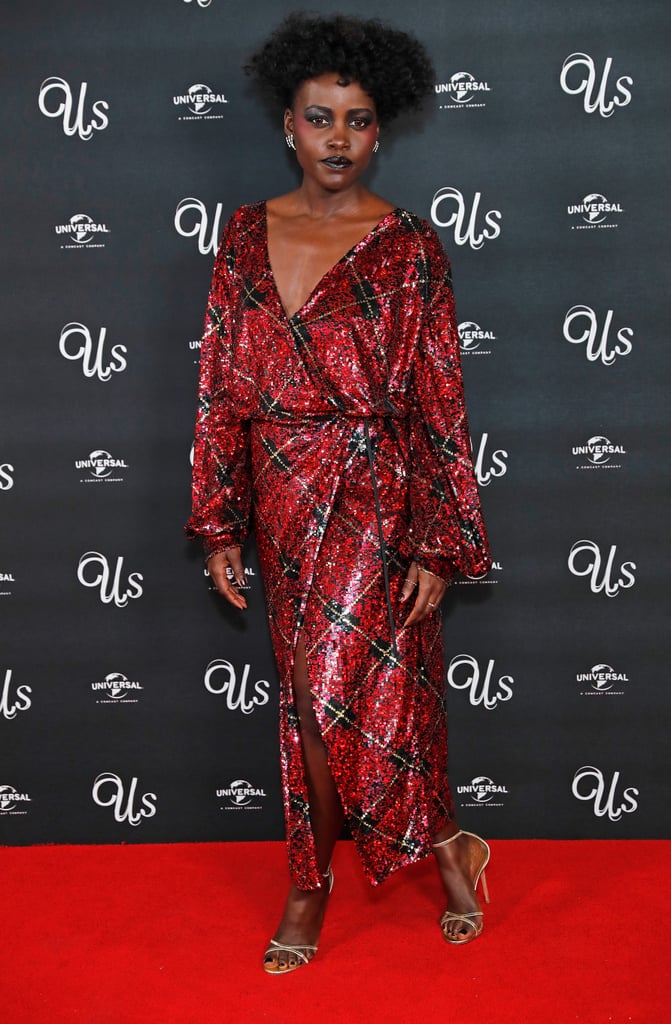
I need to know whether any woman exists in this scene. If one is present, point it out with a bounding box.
[186,13,493,973]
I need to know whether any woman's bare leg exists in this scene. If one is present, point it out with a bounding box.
[264,635,344,968]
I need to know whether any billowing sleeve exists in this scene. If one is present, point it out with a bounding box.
[184,216,252,558]
[405,237,492,584]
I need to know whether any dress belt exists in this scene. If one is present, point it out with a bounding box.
[362,417,399,660]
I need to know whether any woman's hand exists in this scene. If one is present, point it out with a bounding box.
[400,561,446,628]
[206,547,248,610]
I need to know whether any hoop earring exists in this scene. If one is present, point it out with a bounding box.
[285,133,296,150]
[373,139,379,153]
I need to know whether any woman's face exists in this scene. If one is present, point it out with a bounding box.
[284,73,379,192]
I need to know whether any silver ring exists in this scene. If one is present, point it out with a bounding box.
[427,601,437,608]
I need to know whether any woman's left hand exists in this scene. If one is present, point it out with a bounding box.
[400,561,446,628]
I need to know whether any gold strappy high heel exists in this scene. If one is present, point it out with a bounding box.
[263,868,334,975]
[433,829,490,945]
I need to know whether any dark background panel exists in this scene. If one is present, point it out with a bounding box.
[1,0,669,844]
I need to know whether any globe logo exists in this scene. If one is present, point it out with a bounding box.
[89,450,114,478]
[69,213,95,244]
[582,194,609,224]
[458,321,483,350]
[0,785,17,810]
[471,776,496,802]
[229,780,256,806]
[105,672,130,699]
[0,784,29,811]
[449,71,476,103]
[188,84,213,114]
[586,437,612,465]
[590,664,616,690]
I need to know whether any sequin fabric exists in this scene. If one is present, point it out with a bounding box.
[185,201,491,888]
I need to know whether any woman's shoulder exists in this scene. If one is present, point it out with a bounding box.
[392,208,446,252]
[216,201,266,257]
[385,208,450,280]
[224,200,265,234]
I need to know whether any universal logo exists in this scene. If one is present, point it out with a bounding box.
[458,321,496,356]
[431,187,502,250]
[217,779,267,811]
[203,564,256,592]
[77,551,143,607]
[38,77,109,140]
[189,338,202,365]
[91,672,143,704]
[204,659,270,713]
[567,193,623,231]
[447,655,513,710]
[472,432,507,487]
[174,197,224,255]
[573,436,625,471]
[456,561,503,586]
[174,84,228,120]
[435,72,491,110]
[563,306,633,366]
[54,213,110,249]
[92,773,157,825]
[0,784,31,816]
[1,669,32,720]
[457,776,508,808]
[0,463,15,490]
[0,571,16,597]
[59,322,127,381]
[75,450,128,484]
[568,540,636,598]
[560,53,633,118]
[571,766,637,821]
[576,664,628,697]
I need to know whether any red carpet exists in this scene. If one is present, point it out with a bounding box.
[2,840,668,1023]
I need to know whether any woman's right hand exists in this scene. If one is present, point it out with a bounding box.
[207,547,248,610]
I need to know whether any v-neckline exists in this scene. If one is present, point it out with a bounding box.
[262,201,400,322]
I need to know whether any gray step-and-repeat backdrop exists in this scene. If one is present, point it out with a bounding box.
[1,1,669,844]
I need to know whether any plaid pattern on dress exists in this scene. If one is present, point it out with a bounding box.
[186,202,491,888]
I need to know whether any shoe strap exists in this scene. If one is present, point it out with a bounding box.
[440,911,483,933]
[441,910,483,921]
[432,829,464,849]
[265,939,317,963]
[440,917,483,937]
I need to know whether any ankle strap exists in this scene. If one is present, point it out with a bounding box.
[432,829,463,849]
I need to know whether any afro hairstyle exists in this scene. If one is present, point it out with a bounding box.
[245,12,435,124]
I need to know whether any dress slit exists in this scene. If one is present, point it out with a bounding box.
[285,625,346,888]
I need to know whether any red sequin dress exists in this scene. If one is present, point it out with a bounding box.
[186,201,491,888]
